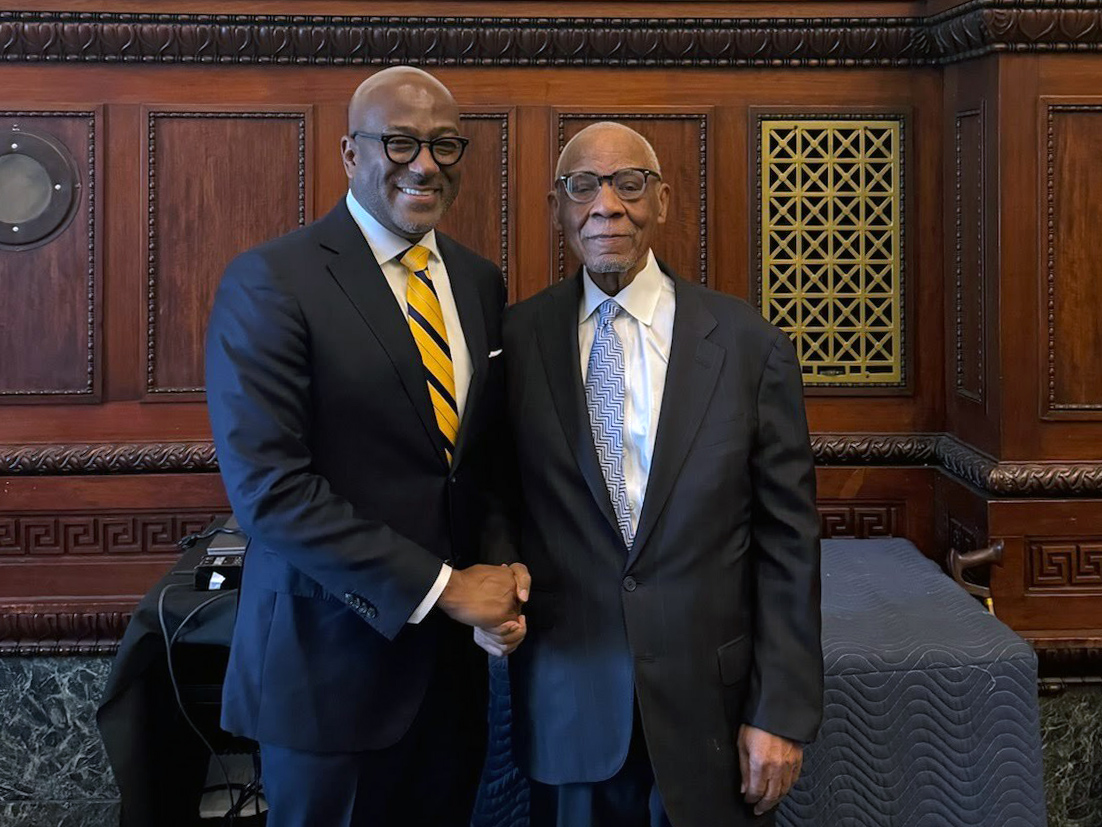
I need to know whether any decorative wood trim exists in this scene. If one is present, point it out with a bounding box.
[0,109,98,399]
[0,442,217,474]
[949,516,983,555]
[1027,539,1102,592]
[3,5,1102,67]
[818,502,903,538]
[0,606,130,656]
[3,436,1102,496]
[0,512,223,555]
[954,105,985,405]
[1043,102,1102,418]
[810,433,938,465]
[460,110,511,286]
[554,111,709,286]
[145,108,309,396]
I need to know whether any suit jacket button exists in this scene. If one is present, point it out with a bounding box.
[623,576,637,592]
[366,606,378,619]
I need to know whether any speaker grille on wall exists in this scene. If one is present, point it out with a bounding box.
[0,127,79,250]
[756,115,906,390]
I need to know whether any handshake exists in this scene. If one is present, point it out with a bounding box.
[437,562,531,658]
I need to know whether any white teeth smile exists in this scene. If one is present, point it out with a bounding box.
[399,187,434,196]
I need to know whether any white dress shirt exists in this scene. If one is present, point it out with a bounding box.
[345,191,468,623]
[579,249,676,534]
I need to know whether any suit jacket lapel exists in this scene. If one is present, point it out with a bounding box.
[628,274,723,568]
[439,233,488,469]
[317,202,449,469]
[536,276,624,545]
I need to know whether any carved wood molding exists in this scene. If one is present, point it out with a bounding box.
[0,608,129,655]
[3,435,1102,495]
[0,511,223,555]
[953,105,985,406]
[818,501,903,539]
[0,441,217,474]
[2,4,1101,67]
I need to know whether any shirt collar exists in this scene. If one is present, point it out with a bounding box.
[580,249,664,327]
[345,190,441,268]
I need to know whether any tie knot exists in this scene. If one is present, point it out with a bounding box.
[597,299,622,327]
[400,244,431,274]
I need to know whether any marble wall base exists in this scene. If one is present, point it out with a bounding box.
[1,655,1101,826]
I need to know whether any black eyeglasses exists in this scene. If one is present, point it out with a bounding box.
[555,168,661,203]
[351,132,469,166]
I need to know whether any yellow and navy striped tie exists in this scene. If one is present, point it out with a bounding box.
[400,245,459,463]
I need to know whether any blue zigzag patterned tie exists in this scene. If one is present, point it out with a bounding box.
[585,299,634,548]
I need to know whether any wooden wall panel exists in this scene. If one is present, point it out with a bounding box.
[144,107,311,397]
[816,467,935,555]
[0,109,99,401]
[1043,101,1102,420]
[953,106,985,405]
[437,110,513,283]
[942,57,1000,458]
[554,110,711,288]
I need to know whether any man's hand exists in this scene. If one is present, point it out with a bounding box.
[474,615,527,657]
[437,563,530,628]
[737,725,803,816]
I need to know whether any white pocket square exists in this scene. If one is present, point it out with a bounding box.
[488,349,503,359]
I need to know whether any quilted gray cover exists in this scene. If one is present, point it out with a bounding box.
[779,538,1046,827]
[472,538,1046,827]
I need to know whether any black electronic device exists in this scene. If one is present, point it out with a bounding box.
[193,515,249,591]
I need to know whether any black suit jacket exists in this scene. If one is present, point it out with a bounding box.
[503,265,822,826]
[205,200,508,752]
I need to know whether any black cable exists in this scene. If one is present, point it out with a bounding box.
[177,526,244,551]
[157,582,240,825]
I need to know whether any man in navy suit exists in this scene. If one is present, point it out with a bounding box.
[503,123,822,826]
[205,67,528,827]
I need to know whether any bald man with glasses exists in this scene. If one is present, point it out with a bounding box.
[206,67,528,827]
[499,122,823,826]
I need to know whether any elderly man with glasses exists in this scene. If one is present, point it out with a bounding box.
[205,66,528,827]
[498,122,823,826]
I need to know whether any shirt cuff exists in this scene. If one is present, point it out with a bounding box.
[407,563,452,624]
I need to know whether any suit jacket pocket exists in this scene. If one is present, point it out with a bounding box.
[695,412,751,450]
[717,634,752,685]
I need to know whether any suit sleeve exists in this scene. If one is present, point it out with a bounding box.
[205,252,443,641]
[743,331,824,744]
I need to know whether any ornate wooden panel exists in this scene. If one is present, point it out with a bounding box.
[143,106,312,397]
[437,109,513,284]
[554,110,710,287]
[755,114,906,390]
[954,105,985,405]
[1028,540,1102,593]
[818,501,903,538]
[1043,101,1102,419]
[0,109,99,401]
[0,512,221,556]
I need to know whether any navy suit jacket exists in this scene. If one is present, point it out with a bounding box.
[503,266,823,826]
[205,200,509,752]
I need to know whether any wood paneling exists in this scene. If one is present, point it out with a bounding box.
[437,110,514,283]
[554,110,711,288]
[816,467,935,555]
[0,109,100,401]
[144,107,311,397]
[1043,101,1102,419]
[953,105,984,404]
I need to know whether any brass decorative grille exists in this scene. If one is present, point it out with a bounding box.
[758,116,905,388]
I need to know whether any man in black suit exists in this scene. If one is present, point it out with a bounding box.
[205,67,528,827]
[503,122,822,826]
